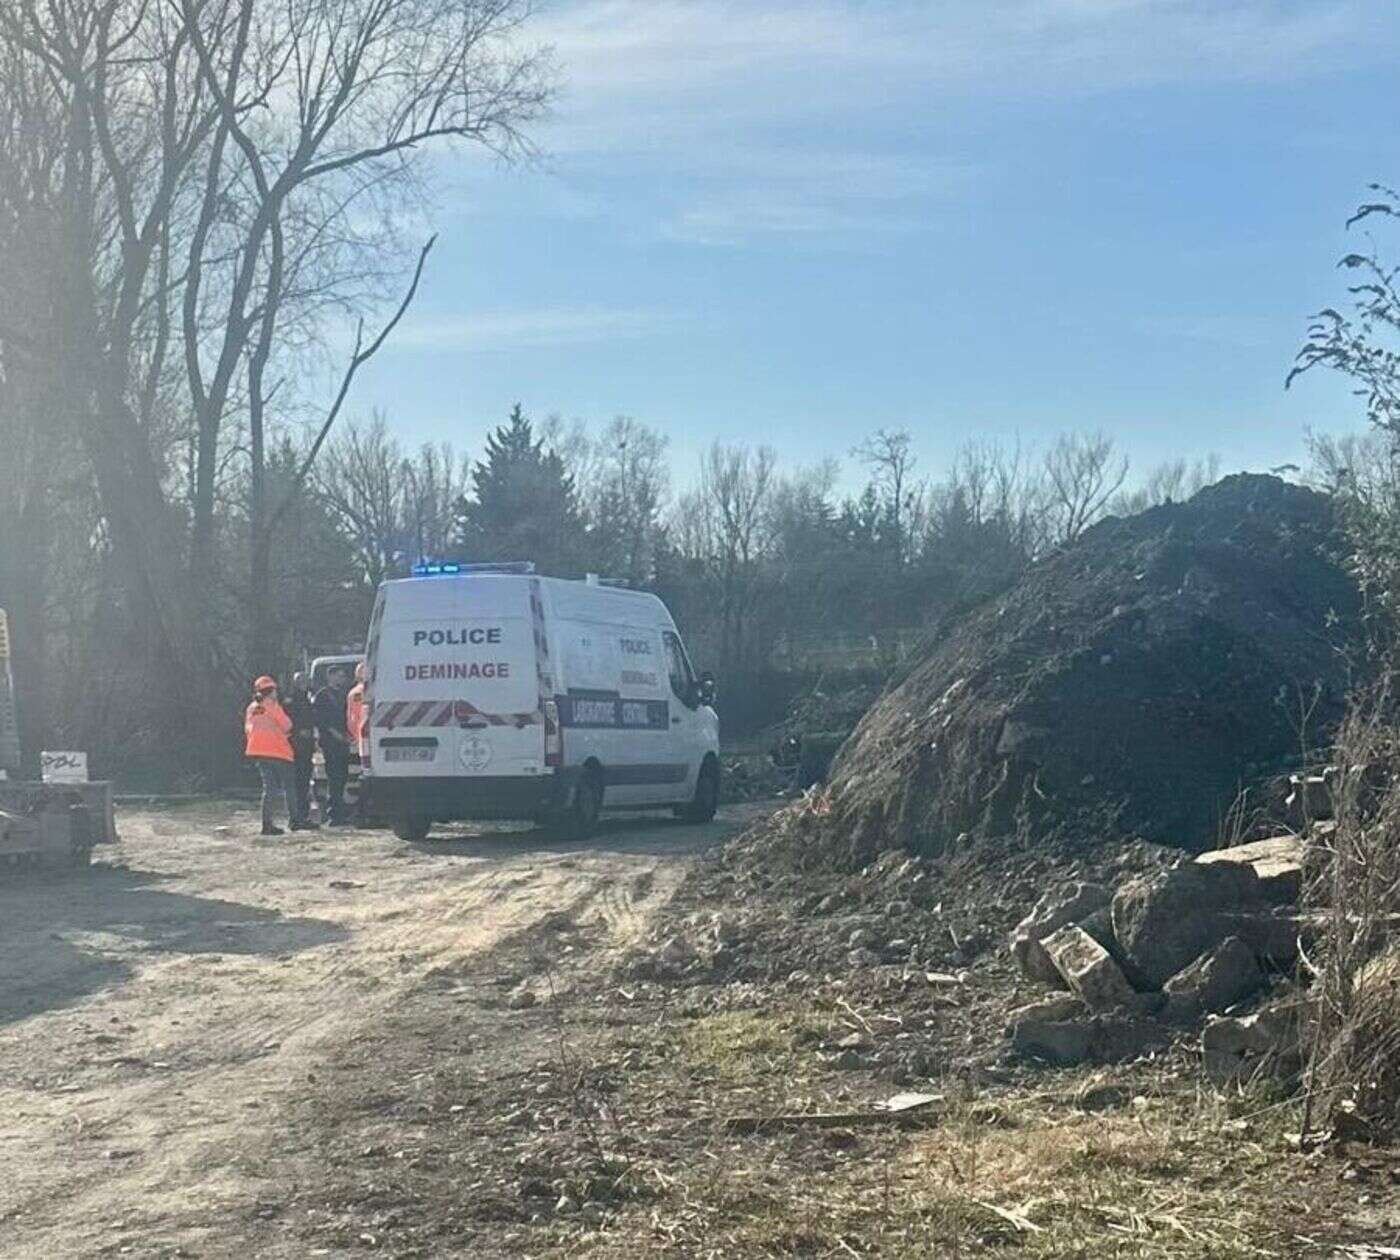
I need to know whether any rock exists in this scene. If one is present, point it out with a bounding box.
[1218,910,1308,965]
[1090,1016,1168,1063]
[1196,834,1304,904]
[1163,936,1262,1023]
[508,988,538,1010]
[815,894,843,914]
[1041,924,1138,1012]
[848,926,879,950]
[1009,882,1112,985]
[1202,1002,1302,1082]
[1007,996,1092,1065]
[1009,995,1085,1024]
[1076,905,1117,953]
[847,947,881,969]
[1111,863,1262,989]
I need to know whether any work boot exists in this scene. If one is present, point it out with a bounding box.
[261,825,285,836]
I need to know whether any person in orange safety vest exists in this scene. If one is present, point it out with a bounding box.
[346,661,368,759]
[244,675,300,835]
[344,662,369,826]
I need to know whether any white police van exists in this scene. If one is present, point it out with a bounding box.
[363,563,720,841]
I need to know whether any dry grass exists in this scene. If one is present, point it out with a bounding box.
[680,1011,813,1074]
[564,1087,1316,1258]
[1305,682,1400,1138]
[530,988,1334,1260]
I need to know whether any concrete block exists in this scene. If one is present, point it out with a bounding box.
[1043,924,1139,1012]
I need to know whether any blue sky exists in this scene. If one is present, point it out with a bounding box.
[353,0,1400,492]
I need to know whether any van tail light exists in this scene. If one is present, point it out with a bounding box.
[543,700,562,768]
[361,703,372,770]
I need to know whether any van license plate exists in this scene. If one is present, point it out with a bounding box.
[383,746,435,763]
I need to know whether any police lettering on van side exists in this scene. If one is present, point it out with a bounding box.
[413,626,502,647]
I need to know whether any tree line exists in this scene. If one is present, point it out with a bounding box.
[298,406,1214,754]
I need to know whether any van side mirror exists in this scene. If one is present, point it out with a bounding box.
[696,673,717,707]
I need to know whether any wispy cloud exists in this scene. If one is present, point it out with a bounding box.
[539,1,1385,112]
[395,305,684,352]
[516,1,1393,246]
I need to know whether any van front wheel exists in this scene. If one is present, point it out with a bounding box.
[676,758,720,824]
[392,815,432,843]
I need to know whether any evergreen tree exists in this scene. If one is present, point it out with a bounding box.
[454,405,588,572]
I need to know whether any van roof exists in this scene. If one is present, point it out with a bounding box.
[381,571,673,620]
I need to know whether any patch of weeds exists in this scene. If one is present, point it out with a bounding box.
[678,1009,822,1079]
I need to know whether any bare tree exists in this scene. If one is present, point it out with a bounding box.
[317,411,469,586]
[674,442,777,670]
[1039,430,1130,546]
[1110,453,1221,516]
[853,427,925,568]
[0,0,552,694]
[576,416,670,583]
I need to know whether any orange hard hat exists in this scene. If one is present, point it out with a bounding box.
[253,674,277,692]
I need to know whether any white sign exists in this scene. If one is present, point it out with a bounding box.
[41,751,88,783]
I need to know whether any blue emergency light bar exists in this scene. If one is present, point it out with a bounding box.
[411,561,536,577]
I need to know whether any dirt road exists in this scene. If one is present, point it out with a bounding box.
[0,801,770,1259]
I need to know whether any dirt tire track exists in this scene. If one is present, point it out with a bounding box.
[0,802,770,1258]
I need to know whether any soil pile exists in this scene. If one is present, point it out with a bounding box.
[818,474,1361,858]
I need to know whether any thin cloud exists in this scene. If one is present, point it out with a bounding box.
[537,0,1387,128]
[395,305,684,352]
[521,0,1394,246]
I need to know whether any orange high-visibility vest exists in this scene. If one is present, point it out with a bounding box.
[346,683,366,756]
[245,698,294,762]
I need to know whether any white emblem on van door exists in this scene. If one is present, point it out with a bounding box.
[459,733,493,772]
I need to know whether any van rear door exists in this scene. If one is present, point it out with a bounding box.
[371,575,543,779]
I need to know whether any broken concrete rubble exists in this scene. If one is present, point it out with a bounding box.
[1111,862,1265,989]
[1009,882,1111,986]
[1163,936,1261,1024]
[1196,834,1304,903]
[1202,1002,1302,1082]
[1007,995,1167,1067]
[1041,923,1139,1012]
[1216,910,1306,965]
[1007,997,1093,1065]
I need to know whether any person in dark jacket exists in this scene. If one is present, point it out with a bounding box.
[284,672,320,830]
[313,666,352,825]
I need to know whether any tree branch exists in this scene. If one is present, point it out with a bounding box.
[267,233,436,535]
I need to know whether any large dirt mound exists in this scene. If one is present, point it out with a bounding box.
[820,474,1361,858]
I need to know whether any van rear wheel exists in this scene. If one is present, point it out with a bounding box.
[559,767,603,839]
[392,815,431,843]
[677,758,720,824]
